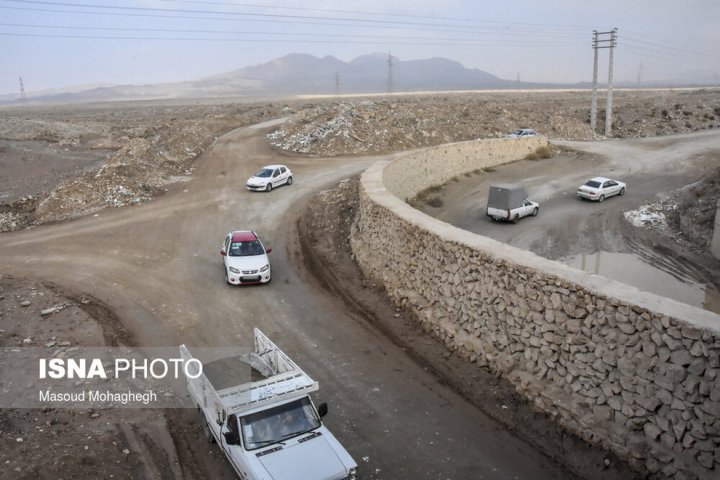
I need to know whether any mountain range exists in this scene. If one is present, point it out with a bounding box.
[2,53,524,104]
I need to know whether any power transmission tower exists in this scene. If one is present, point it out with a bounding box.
[590,28,618,136]
[387,52,394,94]
[18,76,28,105]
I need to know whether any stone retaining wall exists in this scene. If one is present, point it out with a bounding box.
[350,138,720,479]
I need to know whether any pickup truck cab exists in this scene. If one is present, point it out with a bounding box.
[180,329,357,480]
[486,184,539,224]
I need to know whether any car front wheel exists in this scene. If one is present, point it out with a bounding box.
[532,207,539,216]
[266,183,273,192]
[619,187,625,196]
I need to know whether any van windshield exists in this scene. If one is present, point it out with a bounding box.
[240,397,321,450]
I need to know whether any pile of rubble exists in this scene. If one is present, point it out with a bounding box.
[625,166,720,255]
[268,90,720,156]
[0,103,283,229]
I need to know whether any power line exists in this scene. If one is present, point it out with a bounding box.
[0,0,591,36]
[3,0,587,32]
[0,31,582,47]
[157,0,596,32]
[0,21,585,43]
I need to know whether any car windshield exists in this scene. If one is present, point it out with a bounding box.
[241,397,321,450]
[228,240,264,257]
[510,130,523,135]
[254,168,273,178]
[584,180,601,188]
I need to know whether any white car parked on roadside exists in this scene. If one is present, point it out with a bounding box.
[246,164,293,192]
[221,230,272,285]
[506,128,539,138]
[577,177,626,202]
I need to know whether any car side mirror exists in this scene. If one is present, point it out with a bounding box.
[220,249,226,256]
[317,402,328,418]
[223,431,240,446]
[266,248,272,254]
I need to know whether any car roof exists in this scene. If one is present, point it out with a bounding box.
[260,164,287,170]
[230,231,258,242]
[588,176,612,182]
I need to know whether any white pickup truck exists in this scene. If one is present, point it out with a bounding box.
[486,184,539,224]
[179,329,357,480]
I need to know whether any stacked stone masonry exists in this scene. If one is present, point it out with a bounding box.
[350,137,720,479]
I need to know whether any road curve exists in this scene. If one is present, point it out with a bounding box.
[1,122,585,479]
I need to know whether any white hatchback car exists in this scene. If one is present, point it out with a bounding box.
[577,177,626,202]
[221,231,272,285]
[246,164,293,192]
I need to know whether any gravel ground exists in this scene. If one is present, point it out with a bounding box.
[1,89,719,479]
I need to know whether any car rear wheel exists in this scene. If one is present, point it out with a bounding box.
[266,183,272,192]
[619,187,625,196]
[532,207,539,216]
[287,176,293,186]
[598,194,605,202]
[512,214,520,224]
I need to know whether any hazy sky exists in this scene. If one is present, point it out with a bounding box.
[1,0,719,95]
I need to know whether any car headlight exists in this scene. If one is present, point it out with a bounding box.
[259,264,269,272]
[229,267,240,274]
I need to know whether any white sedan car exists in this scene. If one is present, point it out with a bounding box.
[221,230,272,285]
[506,128,539,138]
[246,164,293,192]
[577,177,626,202]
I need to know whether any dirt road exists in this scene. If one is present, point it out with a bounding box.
[0,122,592,479]
[418,131,720,312]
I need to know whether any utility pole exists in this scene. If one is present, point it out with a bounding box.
[335,72,340,96]
[636,62,643,89]
[590,28,618,136]
[605,28,618,136]
[18,76,27,105]
[387,52,394,94]
[590,31,600,132]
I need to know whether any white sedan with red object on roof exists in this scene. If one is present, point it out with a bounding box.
[220,230,272,285]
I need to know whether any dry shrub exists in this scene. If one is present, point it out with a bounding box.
[525,145,552,160]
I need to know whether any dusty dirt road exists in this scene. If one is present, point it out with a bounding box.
[0,121,599,479]
[418,130,720,313]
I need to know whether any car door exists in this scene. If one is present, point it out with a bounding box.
[603,180,617,196]
[271,168,281,187]
[521,200,533,217]
[222,235,231,265]
[221,414,252,480]
[279,166,288,184]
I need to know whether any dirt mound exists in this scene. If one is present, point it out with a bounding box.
[629,164,720,256]
[268,89,720,156]
[0,102,284,230]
